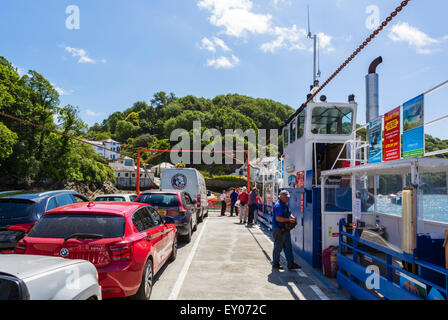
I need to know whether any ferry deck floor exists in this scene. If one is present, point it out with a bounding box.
[150,210,349,300]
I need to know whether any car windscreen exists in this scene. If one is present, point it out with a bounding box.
[94,197,126,202]
[0,200,35,220]
[28,214,125,239]
[137,194,179,207]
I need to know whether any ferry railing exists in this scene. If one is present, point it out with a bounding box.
[258,204,273,230]
[338,218,448,300]
[330,126,369,171]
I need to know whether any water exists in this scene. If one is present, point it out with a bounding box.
[373,194,448,223]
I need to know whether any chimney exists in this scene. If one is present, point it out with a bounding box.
[366,57,383,123]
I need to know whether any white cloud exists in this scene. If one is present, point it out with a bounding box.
[86,109,103,117]
[199,37,216,52]
[213,37,231,51]
[261,25,307,53]
[64,46,107,64]
[51,82,74,96]
[199,36,231,52]
[207,54,240,69]
[55,87,74,96]
[12,64,27,76]
[388,22,439,54]
[198,0,272,38]
[260,26,334,54]
[317,32,335,53]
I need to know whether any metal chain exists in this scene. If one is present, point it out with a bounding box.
[290,0,412,122]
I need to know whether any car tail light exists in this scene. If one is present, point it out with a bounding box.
[8,222,36,233]
[197,195,201,208]
[109,242,133,262]
[15,240,27,254]
[176,194,187,215]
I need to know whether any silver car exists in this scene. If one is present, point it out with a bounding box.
[0,255,102,300]
[93,193,137,202]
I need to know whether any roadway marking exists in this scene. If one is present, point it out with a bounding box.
[254,224,331,300]
[310,285,330,300]
[255,225,308,278]
[168,219,208,300]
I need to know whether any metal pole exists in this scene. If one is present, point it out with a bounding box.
[246,151,251,192]
[313,35,317,84]
[136,150,141,195]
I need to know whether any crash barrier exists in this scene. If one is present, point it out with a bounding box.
[337,218,448,300]
[257,205,273,230]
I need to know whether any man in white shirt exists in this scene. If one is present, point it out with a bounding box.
[220,190,227,216]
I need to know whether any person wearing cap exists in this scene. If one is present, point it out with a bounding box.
[237,187,249,224]
[272,190,301,270]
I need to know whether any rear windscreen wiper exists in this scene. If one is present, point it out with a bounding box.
[64,233,104,241]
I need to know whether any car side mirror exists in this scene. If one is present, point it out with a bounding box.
[192,199,198,204]
[0,275,30,300]
[163,216,175,225]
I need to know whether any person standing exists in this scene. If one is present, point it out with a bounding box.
[254,190,262,225]
[248,187,258,225]
[238,187,249,224]
[229,188,239,217]
[220,190,227,216]
[272,190,301,270]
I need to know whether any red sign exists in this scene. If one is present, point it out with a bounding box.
[300,194,304,213]
[384,107,401,161]
[296,171,305,188]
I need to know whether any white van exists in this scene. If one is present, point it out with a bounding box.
[160,168,208,222]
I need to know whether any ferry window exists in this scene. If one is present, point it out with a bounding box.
[283,126,289,148]
[311,107,353,135]
[290,119,297,144]
[297,111,305,139]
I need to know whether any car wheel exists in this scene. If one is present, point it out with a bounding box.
[193,212,198,232]
[169,235,178,262]
[204,208,208,218]
[182,221,192,243]
[134,258,153,300]
[198,208,204,223]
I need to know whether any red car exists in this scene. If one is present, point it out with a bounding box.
[14,202,177,300]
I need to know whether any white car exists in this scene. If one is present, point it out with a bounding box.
[93,193,137,202]
[0,255,102,300]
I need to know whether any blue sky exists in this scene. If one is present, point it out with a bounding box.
[1,0,447,137]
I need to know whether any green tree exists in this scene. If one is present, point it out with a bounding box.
[0,122,18,161]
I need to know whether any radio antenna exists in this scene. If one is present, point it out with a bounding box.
[317,36,321,78]
[307,5,319,89]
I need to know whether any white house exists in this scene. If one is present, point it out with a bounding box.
[109,157,155,189]
[86,139,121,160]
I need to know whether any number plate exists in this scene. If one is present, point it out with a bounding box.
[158,210,167,216]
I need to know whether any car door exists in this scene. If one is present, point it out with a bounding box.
[183,193,196,225]
[142,207,167,272]
[146,207,171,266]
[132,208,160,269]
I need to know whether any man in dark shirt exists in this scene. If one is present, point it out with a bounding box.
[272,190,301,270]
[229,188,239,217]
[248,187,258,226]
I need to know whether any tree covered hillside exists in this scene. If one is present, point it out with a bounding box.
[88,92,296,174]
